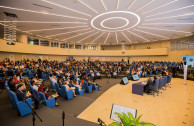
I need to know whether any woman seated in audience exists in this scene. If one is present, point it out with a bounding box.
[12,74,21,84]
[38,84,45,92]
[126,69,130,75]
[31,80,41,91]
[113,71,117,78]
[96,72,101,79]
[74,81,82,90]
[43,87,60,106]
[57,77,63,88]
[64,81,76,97]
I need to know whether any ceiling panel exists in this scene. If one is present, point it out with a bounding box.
[0,0,193,45]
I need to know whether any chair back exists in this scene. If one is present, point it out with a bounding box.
[154,79,159,91]
[167,74,172,83]
[10,91,19,111]
[163,76,168,85]
[34,89,40,98]
[39,92,46,101]
[55,83,61,95]
[159,78,164,89]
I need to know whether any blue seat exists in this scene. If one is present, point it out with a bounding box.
[10,91,34,117]
[34,89,40,99]
[61,85,73,100]
[49,78,56,90]
[167,74,172,88]
[75,86,84,96]
[159,78,164,89]
[84,82,92,93]
[6,86,17,110]
[55,83,62,96]
[39,92,55,108]
[144,72,147,77]
[163,76,168,88]
[91,83,99,91]
[29,83,35,94]
[149,79,159,96]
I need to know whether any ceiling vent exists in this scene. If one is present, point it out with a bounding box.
[165,26,174,27]
[177,18,192,20]
[33,4,52,9]
[4,12,18,18]
[50,25,61,26]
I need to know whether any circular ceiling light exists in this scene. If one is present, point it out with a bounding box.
[101,17,129,29]
[91,11,140,32]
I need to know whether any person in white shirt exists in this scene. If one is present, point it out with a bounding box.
[64,81,76,97]
[50,75,57,84]
[96,72,101,79]
[31,80,39,91]
[113,71,117,78]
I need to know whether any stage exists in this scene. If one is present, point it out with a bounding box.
[78,78,194,126]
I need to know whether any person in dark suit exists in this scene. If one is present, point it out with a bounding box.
[144,76,154,93]
[15,84,40,109]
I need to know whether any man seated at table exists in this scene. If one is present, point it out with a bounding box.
[144,76,155,93]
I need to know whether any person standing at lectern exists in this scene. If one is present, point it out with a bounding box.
[183,59,187,85]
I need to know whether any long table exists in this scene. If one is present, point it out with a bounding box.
[132,81,147,96]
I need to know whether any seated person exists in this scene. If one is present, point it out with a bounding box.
[162,70,166,76]
[64,81,76,97]
[113,71,117,78]
[43,87,59,106]
[38,84,45,92]
[31,80,40,91]
[96,72,101,79]
[15,84,40,109]
[12,74,21,84]
[144,76,155,93]
[50,75,57,84]
[74,81,82,90]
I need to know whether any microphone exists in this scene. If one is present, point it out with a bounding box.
[97,118,106,126]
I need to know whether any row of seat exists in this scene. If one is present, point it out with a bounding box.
[49,78,99,100]
[148,74,172,96]
[5,81,34,117]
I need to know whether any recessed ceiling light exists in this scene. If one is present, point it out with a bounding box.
[127,30,150,42]
[121,32,132,44]
[142,0,178,14]
[136,0,155,11]
[78,0,98,13]
[46,28,91,38]
[0,21,87,24]
[0,5,88,20]
[78,31,99,42]
[145,5,194,18]
[177,18,192,20]
[41,0,91,17]
[91,11,140,32]
[133,29,169,39]
[127,0,136,9]
[33,3,52,9]
[104,32,110,44]
[25,25,88,32]
[62,30,94,41]
[142,23,194,25]
[100,0,107,11]
[145,13,194,21]
[90,32,105,44]
[138,26,191,33]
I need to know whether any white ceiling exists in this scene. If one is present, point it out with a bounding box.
[0,0,194,45]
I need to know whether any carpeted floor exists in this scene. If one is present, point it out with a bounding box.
[0,78,122,126]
